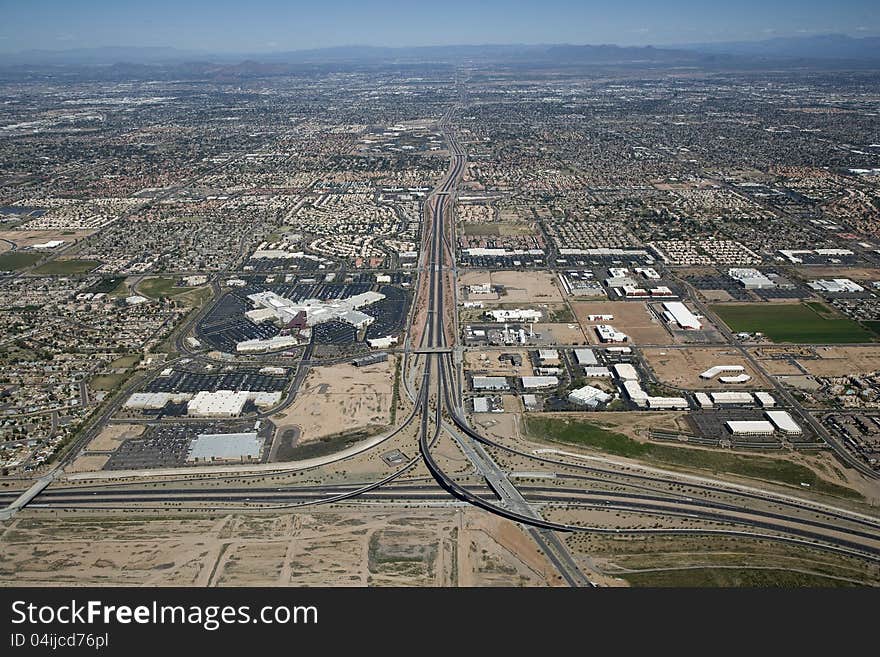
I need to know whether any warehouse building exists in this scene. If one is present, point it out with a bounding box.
[662,301,703,330]
[726,420,775,436]
[472,376,510,391]
[765,410,803,434]
[612,363,639,381]
[755,392,777,408]
[568,385,612,408]
[582,366,612,378]
[700,365,745,379]
[521,376,559,389]
[710,391,754,406]
[728,268,776,289]
[486,308,542,323]
[594,324,628,343]
[573,348,598,366]
[720,373,752,384]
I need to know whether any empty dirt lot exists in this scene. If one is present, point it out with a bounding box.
[459,269,564,303]
[0,508,560,586]
[799,346,880,377]
[571,301,671,345]
[642,347,769,389]
[272,358,396,444]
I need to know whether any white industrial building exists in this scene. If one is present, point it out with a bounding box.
[521,376,559,389]
[582,366,612,378]
[695,392,713,409]
[726,420,775,436]
[728,268,776,289]
[700,365,746,379]
[710,391,754,406]
[765,410,802,434]
[486,308,542,323]
[472,376,510,391]
[647,397,688,409]
[720,373,752,384]
[612,363,639,381]
[568,385,612,408]
[595,324,628,343]
[808,278,864,293]
[537,349,560,364]
[755,392,776,408]
[573,348,598,365]
[473,397,491,413]
[662,302,703,330]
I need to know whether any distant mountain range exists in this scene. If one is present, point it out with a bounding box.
[2,34,879,78]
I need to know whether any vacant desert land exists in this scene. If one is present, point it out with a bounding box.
[799,346,880,377]
[571,300,670,344]
[642,347,768,389]
[464,349,535,377]
[458,269,563,303]
[272,358,396,444]
[0,508,560,587]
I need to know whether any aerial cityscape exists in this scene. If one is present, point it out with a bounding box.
[2,1,880,589]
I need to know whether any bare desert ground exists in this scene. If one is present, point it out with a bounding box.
[0,508,560,587]
[642,347,768,389]
[272,359,397,444]
[571,300,671,344]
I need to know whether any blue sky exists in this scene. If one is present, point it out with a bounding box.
[0,0,877,53]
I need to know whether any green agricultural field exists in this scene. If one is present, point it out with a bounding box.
[33,258,101,275]
[711,302,875,343]
[0,251,41,271]
[522,416,861,500]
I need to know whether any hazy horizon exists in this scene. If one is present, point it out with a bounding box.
[1,0,878,54]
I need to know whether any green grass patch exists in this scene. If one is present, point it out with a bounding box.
[109,354,141,369]
[622,567,858,588]
[711,302,875,343]
[89,372,129,391]
[0,251,41,271]
[138,276,194,299]
[523,416,862,500]
[33,259,101,275]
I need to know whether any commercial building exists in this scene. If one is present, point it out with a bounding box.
[187,432,264,462]
[720,374,752,384]
[726,420,775,436]
[472,376,510,391]
[728,268,776,289]
[187,390,250,417]
[612,363,639,381]
[755,392,776,408]
[537,349,560,364]
[662,301,703,330]
[521,376,559,389]
[808,279,865,293]
[700,365,746,379]
[573,348,598,365]
[568,385,612,408]
[246,290,384,329]
[486,308,542,323]
[765,410,802,434]
[582,366,612,378]
[710,391,754,406]
[595,324,628,343]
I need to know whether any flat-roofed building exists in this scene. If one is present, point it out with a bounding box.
[187,432,264,462]
[765,410,802,434]
[612,363,639,381]
[568,385,612,408]
[573,348,598,365]
[521,376,559,389]
[662,301,703,330]
[472,376,510,391]
[726,420,775,435]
